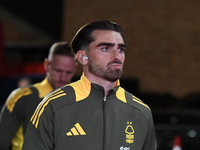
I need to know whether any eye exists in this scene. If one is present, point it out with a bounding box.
[118,47,125,53]
[102,47,109,51]
[53,68,62,73]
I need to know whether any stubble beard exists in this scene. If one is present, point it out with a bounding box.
[88,59,123,82]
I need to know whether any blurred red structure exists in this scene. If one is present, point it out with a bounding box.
[0,21,45,77]
[172,135,182,150]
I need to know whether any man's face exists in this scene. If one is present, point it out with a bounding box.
[87,30,125,82]
[46,55,77,89]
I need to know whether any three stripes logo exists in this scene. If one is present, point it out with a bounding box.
[66,123,86,136]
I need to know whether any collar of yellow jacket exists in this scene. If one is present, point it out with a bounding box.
[68,73,120,102]
[33,77,54,99]
[80,73,120,87]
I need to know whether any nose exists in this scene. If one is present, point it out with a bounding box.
[112,49,121,60]
[60,72,67,82]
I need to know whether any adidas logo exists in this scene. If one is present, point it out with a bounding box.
[66,123,86,136]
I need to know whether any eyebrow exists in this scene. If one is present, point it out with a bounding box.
[97,43,126,48]
[118,43,126,48]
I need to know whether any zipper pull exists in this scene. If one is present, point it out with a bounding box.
[103,96,107,102]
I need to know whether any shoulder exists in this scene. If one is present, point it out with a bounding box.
[9,86,38,100]
[30,85,76,128]
[127,91,152,120]
[39,85,76,110]
[5,86,36,112]
[117,87,152,119]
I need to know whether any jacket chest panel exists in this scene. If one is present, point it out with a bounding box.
[54,96,148,149]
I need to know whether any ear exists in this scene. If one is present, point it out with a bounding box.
[43,58,49,71]
[76,50,88,65]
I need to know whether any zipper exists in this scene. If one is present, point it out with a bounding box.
[102,95,106,150]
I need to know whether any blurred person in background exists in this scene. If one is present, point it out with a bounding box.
[17,77,32,88]
[0,41,78,150]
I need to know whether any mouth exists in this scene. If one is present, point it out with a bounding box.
[108,61,123,69]
[111,64,123,69]
[56,82,68,87]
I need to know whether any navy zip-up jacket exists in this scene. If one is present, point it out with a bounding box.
[22,74,156,150]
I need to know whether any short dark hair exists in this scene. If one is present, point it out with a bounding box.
[71,20,124,54]
[49,42,74,59]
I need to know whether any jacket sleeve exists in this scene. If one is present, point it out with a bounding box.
[0,89,22,150]
[142,113,156,150]
[22,100,54,150]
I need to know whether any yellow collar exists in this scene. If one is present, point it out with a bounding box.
[33,77,54,98]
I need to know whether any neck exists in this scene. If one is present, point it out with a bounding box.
[84,72,118,96]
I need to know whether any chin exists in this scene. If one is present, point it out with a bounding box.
[54,84,64,89]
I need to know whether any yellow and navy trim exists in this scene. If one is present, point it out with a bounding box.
[6,88,32,112]
[116,87,150,110]
[116,87,126,103]
[68,74,91,102]
[6,78,53,113]
[132,95,150,110]
[33,78,53,99]
[30,88,66,128]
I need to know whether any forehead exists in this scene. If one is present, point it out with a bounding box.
[51,55,75,67]
[91,30,124,44]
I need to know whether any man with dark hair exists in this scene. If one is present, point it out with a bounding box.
[22,20,156,150]
[0,42,78,150]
